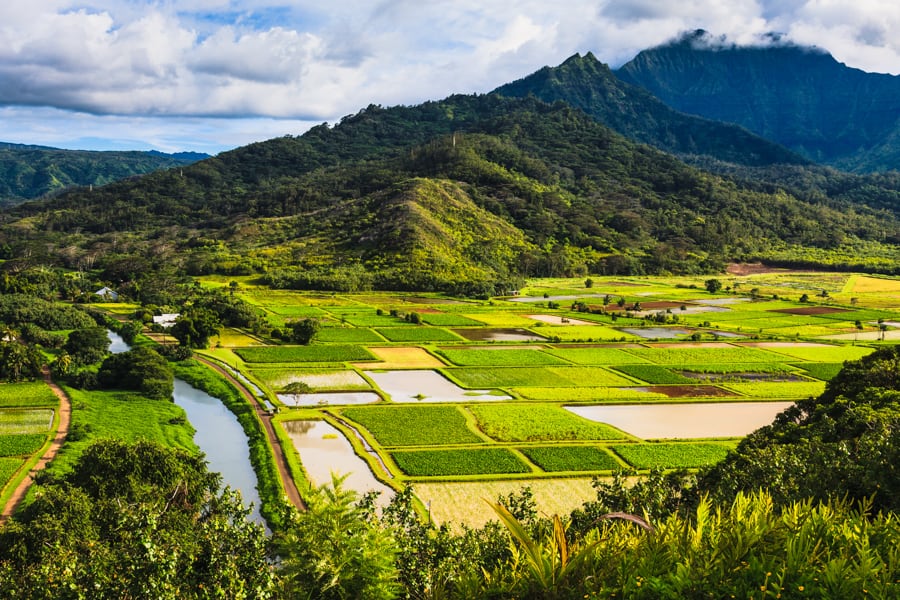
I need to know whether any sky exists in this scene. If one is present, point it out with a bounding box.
[2,1,900,155]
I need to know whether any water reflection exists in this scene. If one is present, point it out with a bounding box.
[173,379,264,524]
[566,401,795,439]
[282,419,394,507]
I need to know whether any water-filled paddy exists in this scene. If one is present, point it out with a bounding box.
[452,328,546,342]
[619,327,691,339]
[566,401,795,439]
[281,419,394,506]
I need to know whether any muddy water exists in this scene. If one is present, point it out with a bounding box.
[173,379,263,523]
[364,369,510,402]
[619,327,691,339]
[566,401,795,439]
[452,328,545,342]
[281,419,394,506]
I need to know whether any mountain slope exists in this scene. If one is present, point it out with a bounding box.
[2,94,897,293]
[493,52,805,167]
[616,30,900,172]
[0,143,210,205]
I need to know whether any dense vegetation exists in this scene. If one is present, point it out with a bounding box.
[0,142,207,206]
[494,51,806,167]
[2,93,899,294]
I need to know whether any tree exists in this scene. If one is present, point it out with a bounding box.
[64,326,110,365]
[704,278,722,294]
[274,475,399,599]
[584,278,594,288]
[97,345,173,399]
[171,308,221,349]
[0,440,275,598]
[0,340,43,382]
[289,318,320,345]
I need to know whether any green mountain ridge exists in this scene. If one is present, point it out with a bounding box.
[493,51,806,167]
[0,143,210,206]
[3,94,897,293]
[616,30,900,172]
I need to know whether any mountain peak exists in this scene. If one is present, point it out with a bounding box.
[616,33,900,170]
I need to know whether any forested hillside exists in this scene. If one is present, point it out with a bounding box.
[0,143,208,206]
[616,30,900,172]
[2,94,898,294]
[493,52,805,167]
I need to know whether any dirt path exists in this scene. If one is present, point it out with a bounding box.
[0,369,71,523]
[195,357,306,511]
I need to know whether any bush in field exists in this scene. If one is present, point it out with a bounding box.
[0,341,44,382]
[97,346,173,399]
[64,326,110,365]
[289,318,320,345]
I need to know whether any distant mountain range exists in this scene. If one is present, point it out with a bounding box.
[0,143,210,205]
[615,30,900,172]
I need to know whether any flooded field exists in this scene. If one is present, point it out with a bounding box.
[281,419,394,506]
[364,370,510,402]
[566,401,795,439]
[452,328,546,342]
[619,327,691,339]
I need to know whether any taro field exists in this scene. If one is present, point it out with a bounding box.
[193,271,900,525]
[0,381,58,502]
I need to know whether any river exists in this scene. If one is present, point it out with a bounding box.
[107,330,264,524]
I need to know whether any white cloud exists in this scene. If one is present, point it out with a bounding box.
[0,0,899,151]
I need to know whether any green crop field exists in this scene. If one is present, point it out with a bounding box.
[340,314,414,327]
[624,346,787,365]
[0,409,54,434]
[761,345,875,362]
[545,347,652,365]
[449,367,575,388]
[235,345,376,363]
[520,446,621,472]
[375,327,464,342]
[0,433,47,457]
[251,368,371,391]
[436,348,569,367]
[613,365,694,385]
[449,366,633,388]
[0,382,58,408]
[420,313,485,327]
[796,363,844,381]
[0,457,24,489]
[340,405,485,447]
[536,325,638,341]
[723,381,827,398]
[315,328,386,343]
[391,448,530,476]
[469,404,628,442]
[612,442,732,469]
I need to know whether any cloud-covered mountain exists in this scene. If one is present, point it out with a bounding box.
[616,30,900,172]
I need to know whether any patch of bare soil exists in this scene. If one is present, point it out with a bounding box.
[641,385,739,398]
